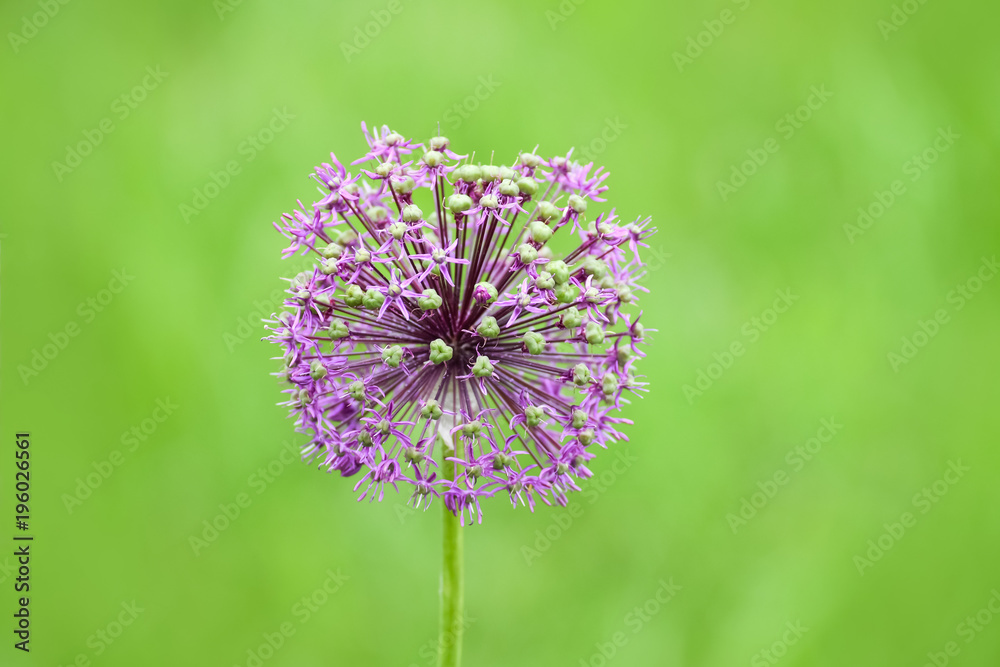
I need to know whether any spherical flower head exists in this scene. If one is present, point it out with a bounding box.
[266,123,655,525]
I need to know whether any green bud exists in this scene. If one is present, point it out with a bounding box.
[385,132,404,146]
[381,345,403,367]
[499,179,519,197]
[453,164,482,182]
[617,346,633,365]
[328,318,349,339]
[522,331,546,355]
[358,430,373,447]
[461,420,483,436]
[309,360,327,380]
[537,201,561,221]
[518,153,542,168]
[475,282,498,304]
[560,308,583,328]
[422,150,443,167]
[418,288,442,310]
[492,452,513,470]
[632,322,645,339]
[518,244,538,264]
[517,177,538,195]
[391,177,415,194]
[429,339,454,364]
[529,220,553,244]
[354,247,371,263]
[568,194,587,214]
[321,243,343,259]
[344,284,364,307]
[582,256,607,279]
[479,165,501,181]
[584,321,606,345]
[338,229,358,246]
[477,316,500,338]
[402,204,423,222]
[602,373,619,397]
[617,284,633,303]
[499,166,517,181]
[472,355,494,378]
[389,221,407,240]
[404,447,425,463]
[584,286,603,303]
[535,271,555,290]
[447,194,473,213]
[525,405,546,427]
[366,206,389,223]
[571,409,588,429]
[429,136,450,151]
[348,380,366,401]
[547,260,570,284]
[362,288,386,310]
[572,363,592,387]
[421,399,443,419]
[377,419,391,435]
[375,162,395,178]
[479,194,499,209]
[320,258,337,275]
[555,282,578,304]
[577,428,595,445]
[296,388,311,406]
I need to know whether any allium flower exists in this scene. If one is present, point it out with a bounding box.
[266,124,654,525]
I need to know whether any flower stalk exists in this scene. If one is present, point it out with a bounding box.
[438,431,464,667]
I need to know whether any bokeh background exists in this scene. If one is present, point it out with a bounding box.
[2,0,999,665]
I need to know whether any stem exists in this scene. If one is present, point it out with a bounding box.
[437,433,464,667]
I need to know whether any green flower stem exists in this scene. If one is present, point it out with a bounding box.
[438,438,464,667]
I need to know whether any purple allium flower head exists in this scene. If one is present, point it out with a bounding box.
[266,124,654,525]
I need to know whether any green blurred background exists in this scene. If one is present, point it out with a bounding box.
[2,0,999,665]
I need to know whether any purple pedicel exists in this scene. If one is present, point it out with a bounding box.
[266,125,654,525]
